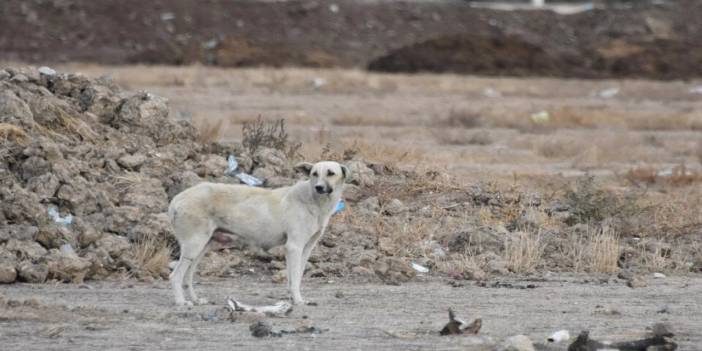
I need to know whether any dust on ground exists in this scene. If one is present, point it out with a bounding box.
[1,274,700,350]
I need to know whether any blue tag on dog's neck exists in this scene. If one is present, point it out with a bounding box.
[334,199,345,214]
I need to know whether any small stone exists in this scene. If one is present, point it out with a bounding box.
[249,320,274,338]
[653,272,666,279]
[0,261,17,283]
[23,297,40,307]
[17,261,49,283]
[271,270,287,284]
[117,153,147,169]
[334,291,344,298]
[383,198,408,216]
[627,276,647,288]
[351,266,375,277]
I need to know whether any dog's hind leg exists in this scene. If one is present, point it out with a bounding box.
[185,241,210,305]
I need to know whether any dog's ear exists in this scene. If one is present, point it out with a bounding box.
[294,162,314,175]
[340,164,349,180]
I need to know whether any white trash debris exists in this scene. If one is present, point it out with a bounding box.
[410,262,429,273]
[226,297,293,317]
[596,87,620,98]
[482,87,502,98]
[38,66,57,76]
[47,205,73,225]
[689,85,702,94]
[60,243,76,256]
[312,77,327,89]
[225,155,263,187]
[547,329,570,343]
[653,272,666,279]
[530,110,550,124]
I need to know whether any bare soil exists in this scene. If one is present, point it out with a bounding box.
[1,274,701,350]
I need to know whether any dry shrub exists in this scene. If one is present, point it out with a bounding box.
[331,114,403,127]
[0,123,28,142]
[242,116,301,159]
[131,235,172,276]
[504,230,544,273]
[624,164,702,187]
[434,129,492,146]
[562,226,621,273]
[195,119,223,143]
[537,139,582,158]
[563,176,643,230]
[444,108,482,128]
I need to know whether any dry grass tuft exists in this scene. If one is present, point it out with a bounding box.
[563,226,621,273]
[131,235,172,277]
[444,108,483,128]
[504,230,544,273]
[0,123,29,142]
[195,118,224,143]
[242,116,302,159]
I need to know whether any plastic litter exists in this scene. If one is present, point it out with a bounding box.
[38,66,56,76]
[689,85,702,94]
[47,205,73,225]
[482,87,502,98]
[225,155,263,187]
[410,262,429,273]
[530,110,550,124]
[60,243,76,256]
[653,272,666,279]
[547,329,570,343]
[596,87,619,98]
[334,199,345,214]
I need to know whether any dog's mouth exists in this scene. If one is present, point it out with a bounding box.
[316,188,333,195]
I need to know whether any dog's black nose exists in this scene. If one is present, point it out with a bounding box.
[315,185,325,193]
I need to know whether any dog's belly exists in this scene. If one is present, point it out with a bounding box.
[212,228,286,250]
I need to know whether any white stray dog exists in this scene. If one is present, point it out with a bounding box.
[167,161,347,306]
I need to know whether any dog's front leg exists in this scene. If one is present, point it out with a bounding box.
[285,241,305,305]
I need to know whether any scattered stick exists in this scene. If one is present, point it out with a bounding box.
[439,308,482,336]
[226,297,293,317]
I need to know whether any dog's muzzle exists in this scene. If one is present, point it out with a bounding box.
[315,185,332,194]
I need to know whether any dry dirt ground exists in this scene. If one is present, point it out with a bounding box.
[1,63,701,349]
[2,274,701,350]
[49,63,702,184]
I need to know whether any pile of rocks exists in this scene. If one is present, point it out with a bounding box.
[0,66,304,284]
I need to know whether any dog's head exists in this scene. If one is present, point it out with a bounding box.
[295,161,348,195]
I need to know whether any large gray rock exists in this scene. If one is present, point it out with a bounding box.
[46,249,92,283]
[17,261,49,283]
[346,160,375,187]
[0,89,33,125]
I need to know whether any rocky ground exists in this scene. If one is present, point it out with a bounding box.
[2,0,702,79]
[1,65,700,349]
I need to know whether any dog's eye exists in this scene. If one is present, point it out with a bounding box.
[327,170,335,176]
[311,171,318,177]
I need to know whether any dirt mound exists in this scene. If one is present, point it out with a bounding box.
[0,66,251,283]
[0,66,431,285]
[2,0,702,79]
